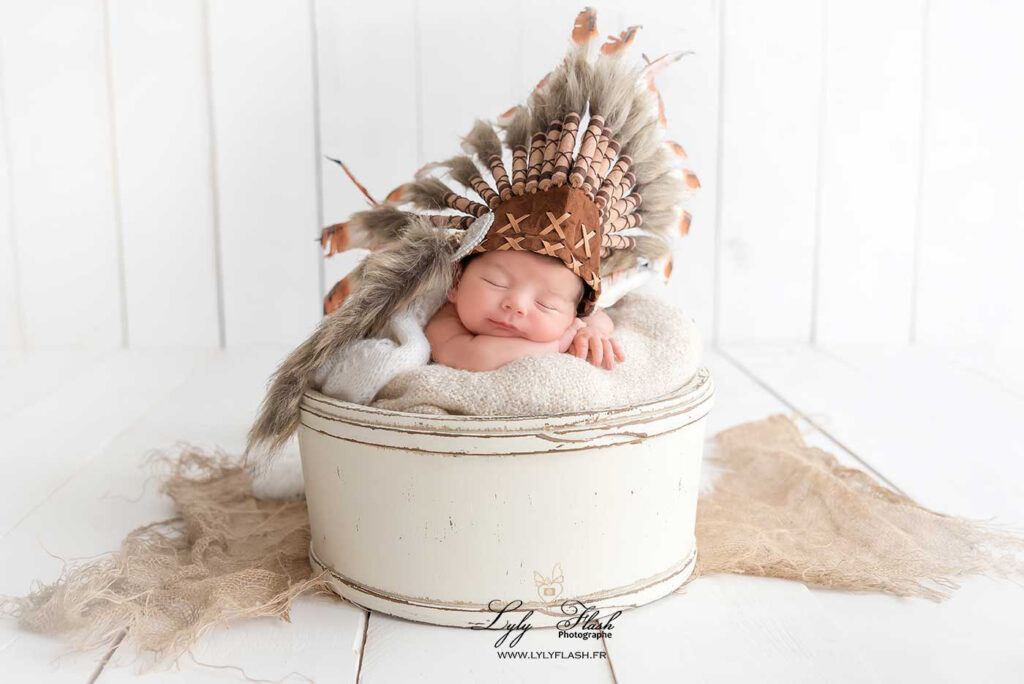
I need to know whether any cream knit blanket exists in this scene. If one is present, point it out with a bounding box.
[365,284,702,415]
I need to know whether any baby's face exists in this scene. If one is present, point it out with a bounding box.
[448,250,583,342]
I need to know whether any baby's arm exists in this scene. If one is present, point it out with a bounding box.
[425,303,574,372]
[441,335,559,372]
[581,307,614,335]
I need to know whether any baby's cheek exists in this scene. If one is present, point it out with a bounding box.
[551,315,576,341]
[525,317,554,342]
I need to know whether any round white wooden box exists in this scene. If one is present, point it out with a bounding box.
[298,366,714,628]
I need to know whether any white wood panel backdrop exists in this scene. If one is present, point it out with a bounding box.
[106,0,221,347]
[0,0,1022,354]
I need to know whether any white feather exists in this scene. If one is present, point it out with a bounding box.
[450,212,495,262]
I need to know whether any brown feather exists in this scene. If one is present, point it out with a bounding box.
[590,55,643,134]
[320,221,350,257]
[325,156,379,206]
[571,7,599,45]
[460,119,503,164]
[395,177,453,211]
[441,155,485,191]
[600,25,642,56]
[635,171,687,237]
[677,209,692,236]
[497,104,532,149]
[390,177,488,216]
[323,276,353,314]
[340,205,418,250]
[626,124,670,182]
[599,233,671,275]
[438,155,499,208]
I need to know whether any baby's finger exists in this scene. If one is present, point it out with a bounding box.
[590,337,604,367]
[576,336,589,361]
[611,338,626,362]
[603,339,614,369]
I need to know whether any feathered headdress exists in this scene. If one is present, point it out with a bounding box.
[246,6,700,468]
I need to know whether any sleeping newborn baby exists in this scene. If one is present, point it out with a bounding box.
[425,249,625,372]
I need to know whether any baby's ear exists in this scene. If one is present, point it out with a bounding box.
[446,287,457,304]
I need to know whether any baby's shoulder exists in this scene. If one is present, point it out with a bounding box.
[425,301,468,342]
[429,301,459,322]
[438,300,457,314]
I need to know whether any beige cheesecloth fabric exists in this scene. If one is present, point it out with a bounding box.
[1,449,335,673]
[369,288,701,415]
[686,415,1024,597]
[4,415,1023,673]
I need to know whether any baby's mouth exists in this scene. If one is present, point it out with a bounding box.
[488,318,518,332]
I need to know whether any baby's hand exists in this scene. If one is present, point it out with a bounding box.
[557,318,587,353]
[570,327,626,370]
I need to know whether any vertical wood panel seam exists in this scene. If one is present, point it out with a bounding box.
[716,345,908,496]
[354,609,369,682]
[600,629,619,683]
[200,0,227,348]
[85,627,126,683]
[809,0,829,346]
[0,43,27,353]
[309,0,326,309]
[908,0,931,345]
[102,0,130,349]
[711,0,726,346]
[412,0,424,167]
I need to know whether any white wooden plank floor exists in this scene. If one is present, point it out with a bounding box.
[1,344,1021,683]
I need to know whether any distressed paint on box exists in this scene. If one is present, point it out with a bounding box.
[298,367,714,628]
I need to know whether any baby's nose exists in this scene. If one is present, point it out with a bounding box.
[502,294,527,314]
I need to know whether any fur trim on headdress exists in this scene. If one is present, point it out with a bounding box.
[246,217,457,469]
